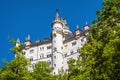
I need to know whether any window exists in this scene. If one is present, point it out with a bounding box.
[81,38,84,42]
[54,40,56,43]
[66,69,68,72]
[30,56,33,61]
[64,53,67,57]
[54,47,57,51]
[47,54,52,58]
[30,49,34,53]
[61,46,63,50]
[70,50,74,54]
[54,56,56,59]
[81,37,85,42]
[72,41,76,46]
[23,52,26,55]
[47,60,51,64]
[54,64,56,67]
[40,54,44,59]
[32,63,35,69]
[47,46,52,50]
[40,47,44,51]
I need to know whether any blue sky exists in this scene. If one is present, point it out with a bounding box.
[0,0,102,65]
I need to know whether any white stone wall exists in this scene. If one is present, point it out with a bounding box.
[23,35,86,74]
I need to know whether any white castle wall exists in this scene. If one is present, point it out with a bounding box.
[23,34,87,74]
[20,10,90,74]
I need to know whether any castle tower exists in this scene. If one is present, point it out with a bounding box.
[24,35,32,49]
[51,9,64,74]
[84,22,90,35]
[15,38,20,47]
[75,24,82,39]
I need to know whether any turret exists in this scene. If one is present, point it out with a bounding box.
[75,25,82,39]
[15,38,20,47]
[84,22,90,35]
[61,18,72,35]
[52,9,64,74]
[24,35,32,49]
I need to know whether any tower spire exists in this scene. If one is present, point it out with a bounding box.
[16,38,20,47]
[76,24,79,29]
[16,38,20,43]
[27,34,30,40]
[85,21,88,25]
[55,9,60,20]
[56,9,59,18]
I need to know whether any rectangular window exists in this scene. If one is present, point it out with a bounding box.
[54,56,56,59]
[71,51,74,54]
[47,54,51,58]
[61,46,63,50]
[40,47,44,51]
[81,39,84,42]
[40,54,44,59]
[23,52,26,55]
[47,60,51,64]
[54,64,56,67]
[30,49,34,53]
[72,41,76,46]
[30,56,33,61]
[47,46,52,50]
[54,47,57,51]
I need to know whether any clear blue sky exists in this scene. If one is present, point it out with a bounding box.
[0,0,102,65]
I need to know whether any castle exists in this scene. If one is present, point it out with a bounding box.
[15,10,90,74]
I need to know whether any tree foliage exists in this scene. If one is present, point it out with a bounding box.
[31,61,53,80]
[0,45,33,80]
[77,0,120,80]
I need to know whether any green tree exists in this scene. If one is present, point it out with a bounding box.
[78,0,120,80]
[31,61,54,80]
[0,42,34,80]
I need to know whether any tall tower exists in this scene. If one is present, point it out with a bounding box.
[52,9,64,74]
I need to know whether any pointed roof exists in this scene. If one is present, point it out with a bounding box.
[16,38,20,43]
[85,21,88,25]
[63,19,69,30]
[54,9,61,20]
[25,34,30,41]
[27,34,30,40]
[76,24,79,29]
[84,21,90,27]
[56,9,59,18]
[75,24,81,30]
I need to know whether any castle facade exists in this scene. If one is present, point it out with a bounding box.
[15,10,90,74]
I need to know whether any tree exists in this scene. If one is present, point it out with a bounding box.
[31,61,54,80]
[78,0,120,80]
[0,41,34,80]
